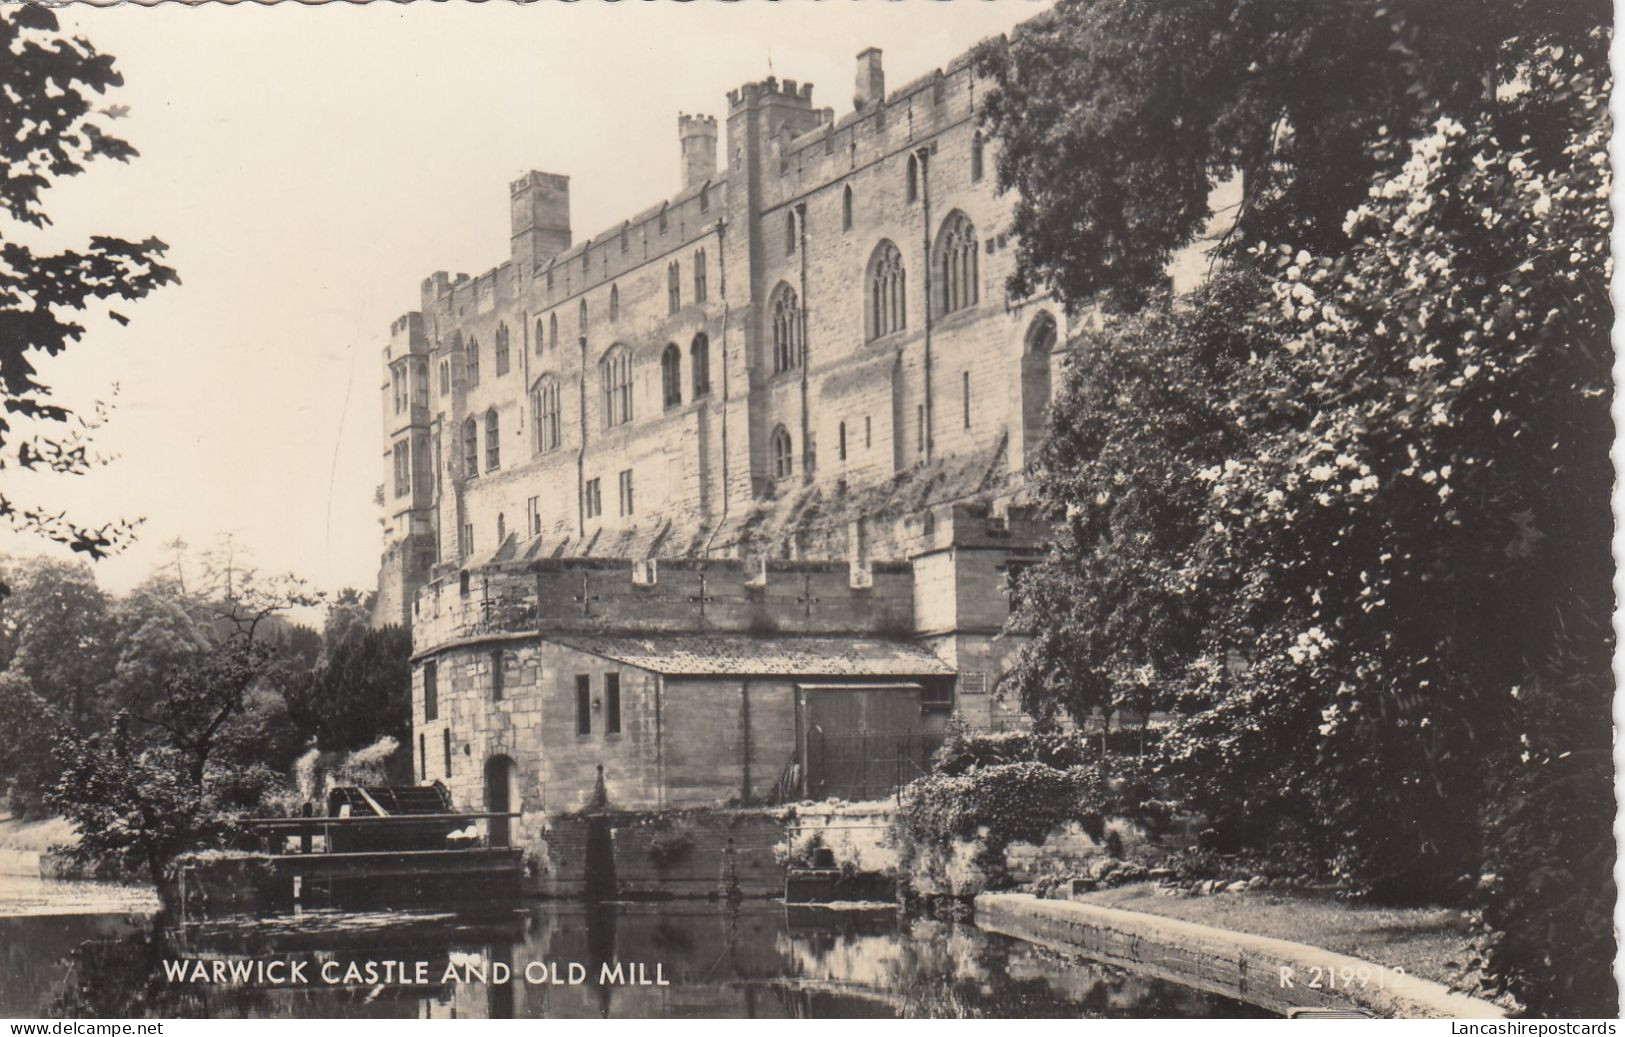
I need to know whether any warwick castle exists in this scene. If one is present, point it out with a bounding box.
[377,37,1070,829]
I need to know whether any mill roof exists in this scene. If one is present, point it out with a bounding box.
[545,632,954,678]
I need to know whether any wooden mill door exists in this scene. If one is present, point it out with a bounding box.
[799,684,924,800]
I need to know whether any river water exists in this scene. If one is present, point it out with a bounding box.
[0,875,1268,1019]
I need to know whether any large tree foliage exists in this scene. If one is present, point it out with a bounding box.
[282,623,411,756]
[994,2,1612,1014]
[0,557,118,813]
[48,570,319,882]
[0,5,176,556]
[977,0,1608,312]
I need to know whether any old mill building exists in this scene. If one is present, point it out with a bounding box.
[377,40,1071,831]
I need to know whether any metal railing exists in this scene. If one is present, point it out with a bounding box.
[803,729,946,802]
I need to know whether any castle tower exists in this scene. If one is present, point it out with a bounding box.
[679,114,718,190]
[509,170,572,272]
[376,311,435,628]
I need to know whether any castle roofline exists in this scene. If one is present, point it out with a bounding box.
[539,172,728,273]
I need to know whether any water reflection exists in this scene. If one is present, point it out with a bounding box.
[3,901,1270,1019]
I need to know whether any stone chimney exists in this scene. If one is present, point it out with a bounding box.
[679,113,718,190]
[854,47,884,111]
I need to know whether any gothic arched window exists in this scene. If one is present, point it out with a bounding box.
[494,323,511,375]
[531,375,561,453]
[661,343,682,409]
[601,345,633,428]
[462,416,478,475]
[770,284,801,374]
[484,409,500,471]
[465,336,481,386]
[936,212,979,316]
[691,332,710,399]
[770,424,793,481]
[867,241,907,340]
[609,283,620,322]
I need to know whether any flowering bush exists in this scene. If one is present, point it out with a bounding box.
[1003,31,1612,1015]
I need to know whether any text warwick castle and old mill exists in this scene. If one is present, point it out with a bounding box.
[374,39,1073,880]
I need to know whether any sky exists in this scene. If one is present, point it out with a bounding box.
[9,0,1053,597]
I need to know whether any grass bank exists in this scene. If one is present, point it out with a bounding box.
[1078,881,1477,990]
[0,816,76,854]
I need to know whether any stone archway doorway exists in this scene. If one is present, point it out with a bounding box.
[484,754,519,848]
[1020,311,1058,467]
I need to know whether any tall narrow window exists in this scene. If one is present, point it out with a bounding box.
[605,673,621,735]
[484,409,500,470]
[424,661,438,721]
[963,371,972,428]
[466,337,481,386]
[938,212,979,315]
[439,359,450,395]
[494,323,511,375]
[549,313,559,350]
[532,376,561,452]
[618,468,634,516]
[867,241,907,339]
[443,729,452,777]
[496,512,505,544]
[906,154,919,203]
[771,285,801,373]
[770,424,794,481]
[661,344,682,408]
[393,441,410,498]
[462,417,478,475]
[491,649,505,701]
[576,675,592,735]
[609,283,620,321]
[601,346,633,427]
[785,209,797,255]
[838,421,847,462]
[694,249,707,303]
[842,185,854,231]
[419,733,426,781]
[527,495,541,536]
[578,299,588,338]
[691,332,710,399]
[534,317,545,355]
[584,477,602,519]
[667,261,681,314]
[971,131,985,182]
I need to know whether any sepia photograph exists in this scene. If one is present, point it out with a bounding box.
[0,0,1615,1022]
